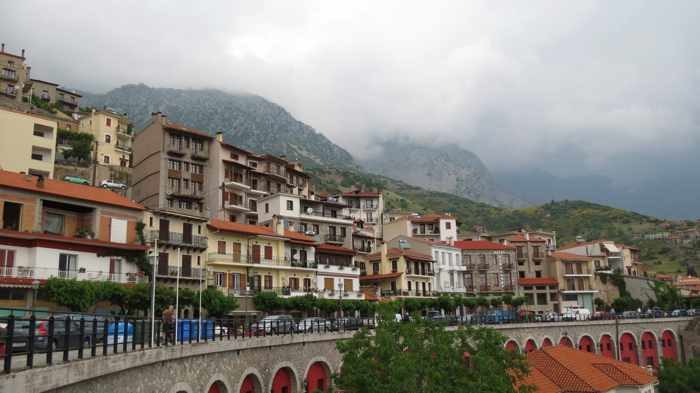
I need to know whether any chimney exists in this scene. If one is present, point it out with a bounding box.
[21,49,25,58]
[1,43,4,52]
[381,242,388,261]
[525,232,530,241]
[271,215,285,236]
[151,112,167,125]
[215,131,223,143]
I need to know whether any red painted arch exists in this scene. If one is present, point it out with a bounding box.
[559,336,573,348]
[541,338,553,348]
[661,330,678,362]
[641,332,659,369]
[271,368,294,393]
[599,335,615,359]
[620,333,639,365]
[524,339,537,353]
[578,336,595,353]
[240,375,259,393]
[208,381,226,393]
[306,362,330,393]
[505,340,520,352]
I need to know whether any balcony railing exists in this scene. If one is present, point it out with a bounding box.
[324,234,346,244]
[501,262,514,270]
[401,290,437,297]
[477,262,489,270]
[115,142,132,152]
[191,147,209,160]
[301,209,352,221]
[464,264,476,271]
[406,269,434,276]
[167,186,205,199]
[318,289,363,299]
[156,265,203,279]
[319,262,358,272]
[0,266,145,284]
[147,230,208,249]
[207,253,318,269]
[0,73,18,82]
[479,285,490,292]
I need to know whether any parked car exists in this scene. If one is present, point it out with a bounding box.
[425,310,445,322]
[9,315,104,353]
[671,309,688,317]
[333,317,361,331]
[251,315,296,335]
[297,317,332,333]
[543,312,562,322]
[100,179,127,190]
[622,310,640,319]
[687,309,697,317]
[562,307,591,321]
[63,176,90,185]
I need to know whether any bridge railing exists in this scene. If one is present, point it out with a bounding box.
[0,309,690,374]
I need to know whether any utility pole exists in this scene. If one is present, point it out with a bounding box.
[91,140,98,186]
[150,239,158,347]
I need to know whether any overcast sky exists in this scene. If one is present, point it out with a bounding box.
[2,0,699,183]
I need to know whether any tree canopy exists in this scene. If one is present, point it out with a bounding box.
[334,307,531,393]
[659,359,700,393]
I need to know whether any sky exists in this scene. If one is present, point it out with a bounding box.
[2,0,699,186]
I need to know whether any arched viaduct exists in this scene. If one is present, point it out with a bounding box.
[0,317,693,393]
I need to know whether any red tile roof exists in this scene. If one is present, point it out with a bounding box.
[408,213,454,223]
[367,248,434,262]
[342,191,382,197]
[207,219,315,243]
[551,251,592,261]
[359,272,403,281]
[316,243,355,255]
[520,346,656,393]
[454,240,513,251]
[506,234,547,242]
[518,277,559,286]
[0,170,143,210]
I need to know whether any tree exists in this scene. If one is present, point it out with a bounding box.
[41,278,97,312]
[201,287,238,318]
[658,359,700,393]
[335,309,531,393]
[594,298,608,311]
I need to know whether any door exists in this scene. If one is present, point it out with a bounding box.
[159,219,170,242]
[2,202,21,230]
[158,253,169,275]
[0,250,15,276]
[324,277,334,291]
[252,245,261,263]
[182,223,193,244]
[181,255,192,277]
[232,242,241,262]
[252,275,261,291]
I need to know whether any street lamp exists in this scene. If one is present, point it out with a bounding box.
[337,282,344,319]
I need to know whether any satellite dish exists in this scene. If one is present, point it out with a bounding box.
[306,207,314,214]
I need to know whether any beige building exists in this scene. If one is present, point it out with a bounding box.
[453,240,517,297]
[0,44,30,103]
[29,78,81,114]
[79,108,133,169]
[132,112,214,289]
[382,213,458,243]
[0,106,57,178]
[361,245,435,299]
[548,251,598,313]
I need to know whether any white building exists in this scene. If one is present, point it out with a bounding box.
[382,213,458,243]
[430,242,464,294]
[315,243,362,300]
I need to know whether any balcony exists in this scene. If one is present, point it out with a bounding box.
[1,88,17,98]
[401,290,436,297]
[517,253,529,260]
[224,177,250,191]
[0,265,145,284]
[319,262,358,272]
[412,229,440,236]
[479,285,490,292]
[147,230,208,249]
[464,264,476,271]
[156,265,203,279]
[477,262,489,270]
[167,186,205,200]
[224,200,250,212]
[191,147,209,161]
[355,245,373,253]
[563,269,592,277]
[406,269,434,276]
[301,208,353,222]
[501,262,514,270]
[115,142,132,152]
[207,253,318,269]
[0,73,18,82]
[324,234,346,244]
[166,143,186,156]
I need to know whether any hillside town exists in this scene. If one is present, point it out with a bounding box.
[1,43,698,393]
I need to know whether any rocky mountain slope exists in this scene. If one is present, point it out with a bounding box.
[81,84,356,169]
[360,139,524,208]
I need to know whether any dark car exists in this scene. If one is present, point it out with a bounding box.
[250,315,297,335]
[333,317,361,331]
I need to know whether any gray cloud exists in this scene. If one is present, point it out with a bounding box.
[2,0,699,182]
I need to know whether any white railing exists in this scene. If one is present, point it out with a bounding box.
[0,266,145,284]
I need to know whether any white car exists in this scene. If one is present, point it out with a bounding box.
[100,179,127,190]
[562,306,591,321]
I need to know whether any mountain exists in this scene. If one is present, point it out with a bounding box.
[80,84,356,169]
[359,139,525,208]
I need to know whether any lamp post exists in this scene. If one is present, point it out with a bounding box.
[150,239,158,347]
[337,282,344,319]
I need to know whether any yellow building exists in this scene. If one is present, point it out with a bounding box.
[360,245,435,299]
[0,45,30,103]
[206,219,317,301]
[0,106,57,178]
[79,108,132,168]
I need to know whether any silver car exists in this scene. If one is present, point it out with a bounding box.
[297,317,332,333]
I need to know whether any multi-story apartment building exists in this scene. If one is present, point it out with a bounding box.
[206,133,310,225]
[206,219,317,311]
[454,240,517,297]
[0,170,146,309]
[0,106,57,178]
[490,230,556,280]
[132,112,212,289]
[79,108,133,169]
[0,44,30,103]
[29,78,81,113]
[382,213,458,243]
[361,244,435,299]
[315,243,362,300]
[257,194,354,250]
[339,190,384,271]
[548,251,597,312]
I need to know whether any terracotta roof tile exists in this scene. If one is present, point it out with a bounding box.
[208,219,315,243]
[316,243,355,255]
[454,240,513,251]
[551,251,592,261]
[0,229,148,251]
[367,248,433,262]
[0,170,143,210]
[359,272,403,281]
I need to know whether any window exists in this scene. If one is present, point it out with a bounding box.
[519,271,525,278]
[535,271,542,278]
[313,224,319,234]
[215,272,226,287]
[149,216,153,227]
[264,246,273,260]
[340,227,346,238]
[2,202,21,230]
[265,203,269,213]
[264,275,273,289]
[324,277,334,290]
[391,260,398,272]
[286,200,294,211]
[44,213,65,235]
[446,221,451,229]
[33,123,52,137]
[536,293,548,305]
[31,152,43,161]
[105,134,111,143]
[217,241,226,254]
[58,254,78,278]
[289,277,300,290]
[106,118,112,127]
[372,263,380,275]
[103,155,110,164]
